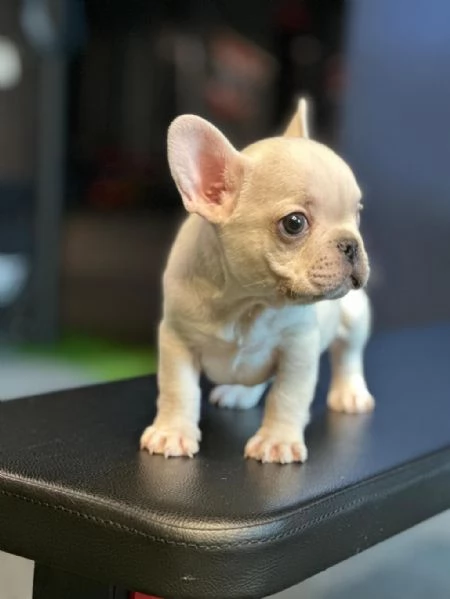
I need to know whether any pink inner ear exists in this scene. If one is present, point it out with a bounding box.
[204,181,227,205]
[168,114,243,220]
[197,148,228,206]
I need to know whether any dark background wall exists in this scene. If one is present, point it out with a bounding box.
[341,0,450,330]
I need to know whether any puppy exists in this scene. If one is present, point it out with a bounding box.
[140,98,374,464]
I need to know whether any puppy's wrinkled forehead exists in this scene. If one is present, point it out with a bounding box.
[242,137,361,217]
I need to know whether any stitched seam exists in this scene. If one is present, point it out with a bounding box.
[0,459,449,551]
[2,445,448,535]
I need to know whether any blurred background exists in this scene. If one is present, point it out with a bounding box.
[1,0,450,393]
[2,2,450,598]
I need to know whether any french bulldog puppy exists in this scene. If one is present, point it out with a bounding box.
[140,99,374,464]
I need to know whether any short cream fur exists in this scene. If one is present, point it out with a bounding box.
[140,99,374,464]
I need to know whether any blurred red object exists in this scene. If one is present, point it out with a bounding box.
[86,146,154,210]
[205,30,277,123]
[87,177,139,209]
[275,0,312,33]
[325,53,345,100]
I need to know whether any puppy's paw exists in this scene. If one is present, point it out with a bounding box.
[209,384,263,410]
[140,423,201,458]
[327,375,375,414]
[244,428,308,464]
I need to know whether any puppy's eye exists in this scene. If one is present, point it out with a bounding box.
[279,212,309,237]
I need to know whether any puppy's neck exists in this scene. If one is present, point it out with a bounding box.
[188,216,268,315]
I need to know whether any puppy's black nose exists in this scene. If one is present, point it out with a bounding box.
[338,239,358,265]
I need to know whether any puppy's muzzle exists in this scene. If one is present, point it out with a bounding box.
[337,239,358,266]
[337,238,368,290]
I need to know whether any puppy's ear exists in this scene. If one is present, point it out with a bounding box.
[167,115,247,223]
[283,97,311,139]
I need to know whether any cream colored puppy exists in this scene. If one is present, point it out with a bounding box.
[140,99,374,464]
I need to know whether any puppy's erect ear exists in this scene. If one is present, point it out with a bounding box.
[283,97,311,139]
[167,115,247,224]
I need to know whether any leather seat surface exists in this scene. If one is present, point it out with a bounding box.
[0,324,449,599]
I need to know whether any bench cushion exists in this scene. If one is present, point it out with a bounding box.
[0,324,449,599]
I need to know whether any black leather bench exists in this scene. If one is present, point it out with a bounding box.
[1,324,449,599]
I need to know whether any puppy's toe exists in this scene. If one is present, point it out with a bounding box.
[140,423,200,458]
[327,375,375,414]
[244,428,308,464]
[209,384,262,410]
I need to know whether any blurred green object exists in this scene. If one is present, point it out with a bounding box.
[20,335,157,382]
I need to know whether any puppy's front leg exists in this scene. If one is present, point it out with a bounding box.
[140,321,201,458]
[245,330,320,464]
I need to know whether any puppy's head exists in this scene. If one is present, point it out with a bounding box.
[167,99,369,304]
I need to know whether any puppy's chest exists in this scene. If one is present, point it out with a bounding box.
[198,306,293,386]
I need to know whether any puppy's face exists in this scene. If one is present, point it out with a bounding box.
[167,105,369,304]
[222,138,368,302]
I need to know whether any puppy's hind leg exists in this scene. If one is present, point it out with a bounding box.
[210,383,267,410]
[327,291,375,414]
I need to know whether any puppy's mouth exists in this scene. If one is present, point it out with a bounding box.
[325,281,355,300]
[350,274,363,290]
[279,272,365,304]
[277,281,319,304]
[280,287,314,303]
[323,273,365,299]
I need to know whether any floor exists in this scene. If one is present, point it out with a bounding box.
[0,352,96,400]
[1,354,450,599]
[271,509,450,598]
